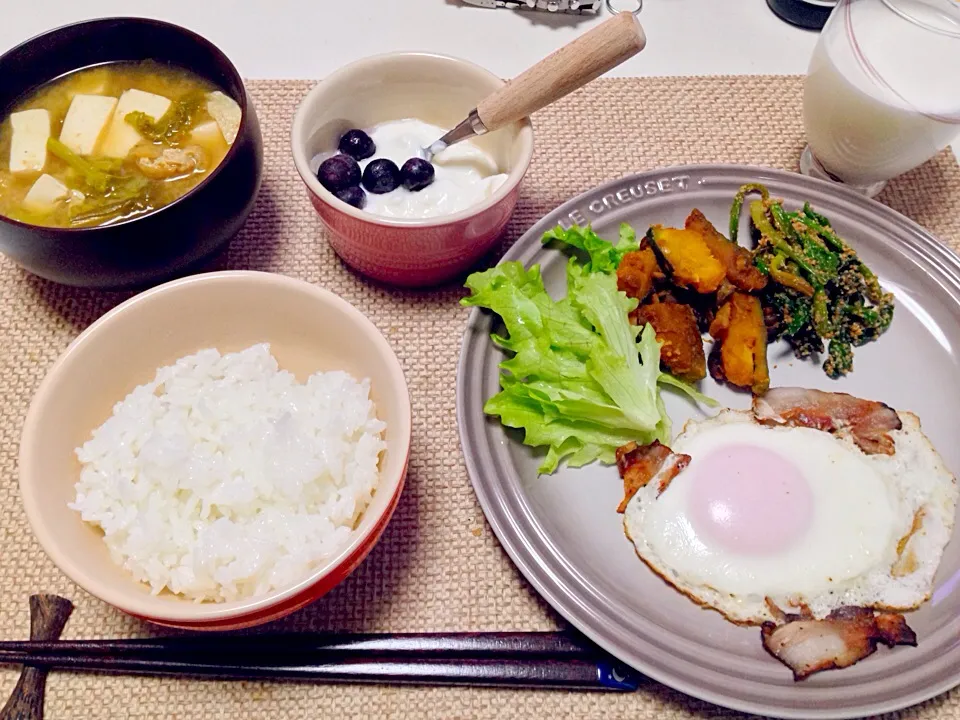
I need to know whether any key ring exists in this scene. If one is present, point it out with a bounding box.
[605,0,642,14]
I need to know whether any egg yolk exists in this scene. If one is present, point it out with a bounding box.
[687,444,814,555]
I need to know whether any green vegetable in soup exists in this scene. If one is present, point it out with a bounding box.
[67,181,154,226]
[46,137,154,226]
[46,138,122,193]
[124,91,205,145]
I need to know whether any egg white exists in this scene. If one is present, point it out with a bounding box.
[623,410,958,625]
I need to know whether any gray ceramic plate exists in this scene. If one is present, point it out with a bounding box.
[457,165,960,719]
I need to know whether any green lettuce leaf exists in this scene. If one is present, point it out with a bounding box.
[464,222,716,475]
[658,372,720,408]
[541,222,639,274]
[463,259,671,474]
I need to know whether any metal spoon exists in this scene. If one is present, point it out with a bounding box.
[421,10,646,161]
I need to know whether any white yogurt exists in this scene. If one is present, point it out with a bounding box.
[357,119,509,220]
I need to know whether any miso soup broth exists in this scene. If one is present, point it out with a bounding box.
[0,60,242,228]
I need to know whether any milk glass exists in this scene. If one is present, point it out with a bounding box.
[800,0,960,197]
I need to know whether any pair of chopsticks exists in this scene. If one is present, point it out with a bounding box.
[0,631,643,692]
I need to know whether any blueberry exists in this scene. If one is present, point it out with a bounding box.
[401,158,435,192]
[338,129,376,161]
[362,158,401,194]
[317,155,361,192]
[335,185,367,209]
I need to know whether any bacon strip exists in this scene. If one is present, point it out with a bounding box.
[753,387,902,455]
[615,440,690,513]
[761,607,917,680]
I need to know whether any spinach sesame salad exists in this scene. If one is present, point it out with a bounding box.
[731,183,894,378]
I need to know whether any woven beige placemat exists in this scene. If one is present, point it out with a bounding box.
[1,76,959,720]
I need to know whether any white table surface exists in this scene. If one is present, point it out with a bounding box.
[1,1,956,158]
[1,1,820,79]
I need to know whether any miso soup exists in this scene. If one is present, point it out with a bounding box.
[0,60,242,228]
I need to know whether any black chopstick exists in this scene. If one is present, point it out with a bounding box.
[0,631,593,660]
[0,632,643,692]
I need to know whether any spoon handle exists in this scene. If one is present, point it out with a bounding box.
[476,12,645,132]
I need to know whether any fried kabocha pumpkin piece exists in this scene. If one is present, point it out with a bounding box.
[616,242,661,304]
[708,291,770,393]
[631,301,706,383]
[650,285,716,333]
[684,209,767,292]
[645,225,726,294]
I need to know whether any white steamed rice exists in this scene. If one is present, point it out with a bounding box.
[70,343,386,603]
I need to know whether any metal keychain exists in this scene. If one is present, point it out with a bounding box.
[460,0,604,14]
[460,0,640,14]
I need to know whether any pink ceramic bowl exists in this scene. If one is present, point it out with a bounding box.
[19,271,411,630]
[291,52,534,287]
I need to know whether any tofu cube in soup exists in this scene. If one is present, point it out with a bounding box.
[190,120,228,154]
[22,174,69,213]
[100,89,172,158]
[206,91,241,145]
[59,95,118,155]
[9,109,50,173]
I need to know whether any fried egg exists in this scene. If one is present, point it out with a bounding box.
[623,410,958,625]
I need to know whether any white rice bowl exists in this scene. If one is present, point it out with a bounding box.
[70,343,387,603]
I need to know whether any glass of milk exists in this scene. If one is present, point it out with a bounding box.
[801,0,960,197]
